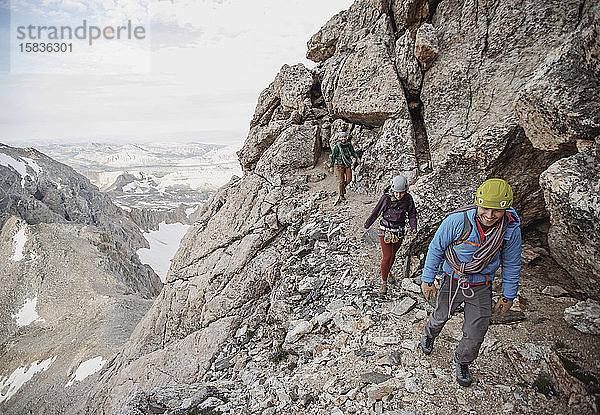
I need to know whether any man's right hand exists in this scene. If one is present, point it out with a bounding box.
[329,167,334,174]
[421,282,437,301]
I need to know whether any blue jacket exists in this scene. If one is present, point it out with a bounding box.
[421,208,522,300]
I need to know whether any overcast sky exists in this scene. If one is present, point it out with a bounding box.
[0,0,353,147]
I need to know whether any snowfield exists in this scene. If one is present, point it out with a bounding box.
[137,222,191,282]
[0,357,56,403]
[0,153,41,187]
[65,357,107,387]
[11,224,27,261]
[12,297,45,328]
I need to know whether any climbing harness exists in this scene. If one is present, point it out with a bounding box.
[383,230,400,244]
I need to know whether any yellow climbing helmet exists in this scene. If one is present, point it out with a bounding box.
[474,178,513,209]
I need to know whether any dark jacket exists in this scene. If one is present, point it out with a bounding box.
[364,186,417,231]
[329,141,358,167]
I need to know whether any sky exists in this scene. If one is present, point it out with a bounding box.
[0,0,354,147]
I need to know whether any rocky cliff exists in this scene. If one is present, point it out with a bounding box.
[87,1,599,414]
[0,144,162,414]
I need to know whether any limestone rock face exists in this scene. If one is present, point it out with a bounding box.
[0,218,154,415]
[414,23,438,70]
[422,0,584,168]
[322,20,407,126]
[514,17,600,151]
[540,146,600,299]
[0,144,162,298]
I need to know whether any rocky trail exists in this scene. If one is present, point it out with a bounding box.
[140,163,598,415]
[87,0,600,413]
[2,0,600,413]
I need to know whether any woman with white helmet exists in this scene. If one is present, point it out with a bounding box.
[364,175,418,294]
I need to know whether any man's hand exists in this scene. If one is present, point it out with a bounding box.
[493,296,513,316]
[421,282,437,301]
[356,158,361,165]
[329,167,334,174]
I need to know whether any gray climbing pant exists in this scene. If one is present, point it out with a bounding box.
[424,273,493,364]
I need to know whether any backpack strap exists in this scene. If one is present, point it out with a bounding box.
[451,210,473,247]
[459,210,472,242]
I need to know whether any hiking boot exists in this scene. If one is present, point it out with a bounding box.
[333,196,342,206]
[340,194,346,200]
[420,334,435,355]
[379,282,388,294]
[455,361,472,387]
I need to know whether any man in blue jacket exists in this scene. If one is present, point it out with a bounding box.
[419,178,522,387]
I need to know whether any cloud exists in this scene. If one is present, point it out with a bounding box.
[1,0,354,144]
[150,21,203,49]
[61,0,88,13]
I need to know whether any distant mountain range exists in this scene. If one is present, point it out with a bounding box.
[31,142,243,211]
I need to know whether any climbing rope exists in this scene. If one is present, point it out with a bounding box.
[443,209,509,318]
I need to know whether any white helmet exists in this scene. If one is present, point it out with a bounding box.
[391,175,408,192]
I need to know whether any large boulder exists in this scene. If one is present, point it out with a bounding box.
[514,13,600,151]
[322,27,408,126]
[360,115,418,193]
[239,64,321,172]
[306,10,348,63]
[254,124,320,185]
[422,0,584,168]
[312,2,410,126]
[540,145,600,299]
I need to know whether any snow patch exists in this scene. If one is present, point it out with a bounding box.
[185,207,197,217]
[137,222,190,282]
[0,153,40,187]
[12,297,45,327]
[0,356,56,403]
[23,158,41,175]
[65,356,106,387]
[11,225,27,261]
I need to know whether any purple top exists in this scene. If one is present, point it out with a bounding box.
[364,187,417,231]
